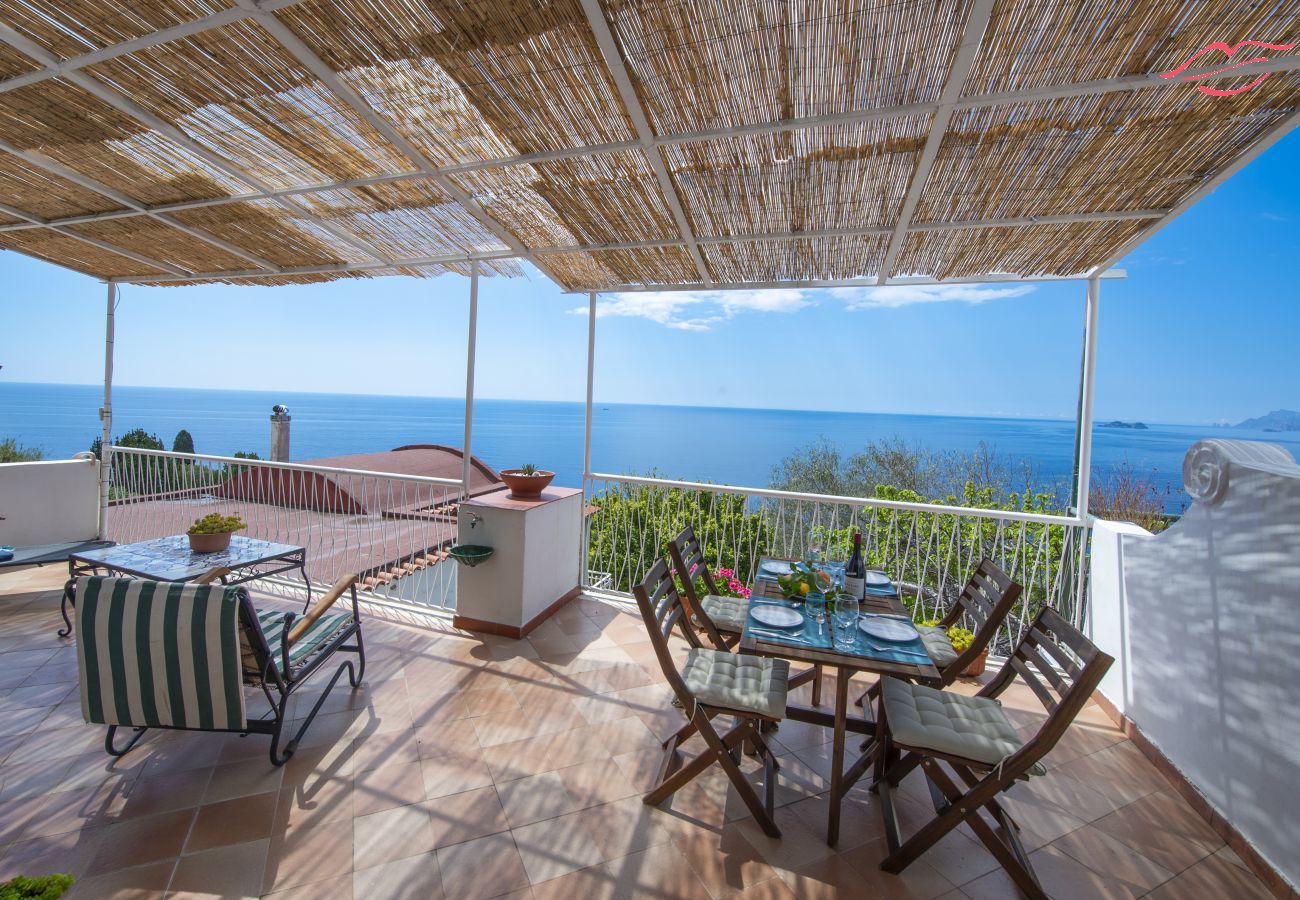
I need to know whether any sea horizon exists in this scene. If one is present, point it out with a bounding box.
[4,380,1298,513]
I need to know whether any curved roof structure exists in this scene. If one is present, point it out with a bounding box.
[0,1,1297,290]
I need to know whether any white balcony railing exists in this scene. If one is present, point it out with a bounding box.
[105,447,464,609]
[583,473,1089,649]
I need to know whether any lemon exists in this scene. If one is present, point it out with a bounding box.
[799,583,810,596]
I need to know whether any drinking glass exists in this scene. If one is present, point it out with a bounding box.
[832,594,858,652]
[805,591,826,628]
[816,563,844,596]
[805,531,824,566]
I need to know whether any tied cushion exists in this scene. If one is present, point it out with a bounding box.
[681,648,789,719]
[700,595,748,633]
[882,677,1042,775]
[916,625,960,667]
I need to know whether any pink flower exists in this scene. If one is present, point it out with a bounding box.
[738,586,752,598]
[717,567,734,578]
[728,578,744,592]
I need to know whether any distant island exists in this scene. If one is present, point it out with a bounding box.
[1235,409,1300,432]
[1099,420,1149,430]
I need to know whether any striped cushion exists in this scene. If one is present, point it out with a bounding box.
[256,609,353,676]
[75,577,246,732]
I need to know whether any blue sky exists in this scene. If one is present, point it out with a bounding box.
[1,130,1297,426]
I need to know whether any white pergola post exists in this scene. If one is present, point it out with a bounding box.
[1074,275,1101,522]
[580,291,597,587]
[461,262,479,496]
[97,282,116,539]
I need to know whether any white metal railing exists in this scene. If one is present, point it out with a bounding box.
[583,473,1089,649]
[105,446,464,609]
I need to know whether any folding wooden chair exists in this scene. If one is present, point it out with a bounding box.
[857,558,1022,715]
[670,525,825,706]
[75,568,365,766]
[870,608,1113,899]
[632,556,788,837]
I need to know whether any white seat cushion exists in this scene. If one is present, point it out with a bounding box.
[916,624,959,667]
[700,595,747,633]
[882,677,1041,774]
[681,648,789,719]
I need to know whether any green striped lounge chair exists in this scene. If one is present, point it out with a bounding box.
[75,571,365,766]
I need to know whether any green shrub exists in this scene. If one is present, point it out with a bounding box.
[172,429,195,454]
[0,438,42,463]
[0,873,74,899]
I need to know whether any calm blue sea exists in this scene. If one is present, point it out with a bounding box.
[4,381,1298,512]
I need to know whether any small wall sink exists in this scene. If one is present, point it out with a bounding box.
[449,544,494,567]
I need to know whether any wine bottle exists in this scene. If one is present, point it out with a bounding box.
[844,531,866,599]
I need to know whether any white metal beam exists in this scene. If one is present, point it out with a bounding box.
[580,269,1126,293]
[110,247,517,285]
[1074,276,1100,520]
[878,0,995,284]
[241,2,577,288]
[98,282,116,540]
[0,200,189,276]
[461,261,479,494]
[0,22,393,268]
[579,0,712,285]
[0,0,309,95]
[1087,105,1300,276]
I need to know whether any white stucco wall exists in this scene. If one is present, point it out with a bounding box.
[1086,440,1300,890]
[0,456,100,547]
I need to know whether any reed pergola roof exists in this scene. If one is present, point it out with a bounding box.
[0,0,1297,291]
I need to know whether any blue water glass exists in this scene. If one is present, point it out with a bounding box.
[805,591,826,625]
[832,594,858,652]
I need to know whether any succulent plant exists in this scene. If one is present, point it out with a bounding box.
[187,513,247,535]
[518,463,539,475]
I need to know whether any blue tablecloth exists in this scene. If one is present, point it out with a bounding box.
[744,596,933,667]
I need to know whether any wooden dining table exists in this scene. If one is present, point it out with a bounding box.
[740,559,941,845]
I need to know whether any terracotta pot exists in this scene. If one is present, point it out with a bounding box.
[188,531,233,553]
[962,648,989,678]
[500,469,555,500]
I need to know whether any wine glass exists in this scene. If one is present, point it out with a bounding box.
[832,593,858,652]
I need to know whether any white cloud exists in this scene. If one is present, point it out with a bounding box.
[570,283,1034,330]
[828,284,1035,310]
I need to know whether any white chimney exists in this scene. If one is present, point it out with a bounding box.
[270,404,291,462]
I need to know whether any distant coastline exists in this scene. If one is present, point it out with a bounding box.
[1099,420,1149,430]
[1235,409,1300,432]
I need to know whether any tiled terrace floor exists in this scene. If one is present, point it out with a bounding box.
[0,565,1278,899]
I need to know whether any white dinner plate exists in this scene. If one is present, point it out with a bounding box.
[760,560,793,576]
[865,570,892,587]
[750,605,804,629]
[858,616,919,642]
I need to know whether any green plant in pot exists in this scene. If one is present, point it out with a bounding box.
[499,463,555,500]
[186,513,247,553]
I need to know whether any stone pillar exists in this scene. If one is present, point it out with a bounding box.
[270,405,291,462]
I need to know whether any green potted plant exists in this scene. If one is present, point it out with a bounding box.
[0,873,74,899]
[186,513,247,553]
[499,463,555,500]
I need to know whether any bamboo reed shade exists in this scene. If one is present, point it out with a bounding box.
[0,0,1297,289]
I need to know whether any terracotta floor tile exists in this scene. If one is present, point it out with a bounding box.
[353,759,427,816]
[203,756,285,802]
[347,728,422,773]
[599,841,712,900]
[83,807,196,876]
[1092,789,1224,874]
[674,822,779,897]
[353,850,444,900]
[960,844,1140,900]
[498,770,585,828]
[263,818,355,893]
[185,790,278,854]
[421,748,496,801]
[1050,823,1175,892]
[512,808,608,884]
[168,838,269,898]
[436,831,532,900]
[531,865,620,900]
[64,860,175,900]
[425,785,511,850]
[1052,740,1169,807]
[553,757,641,808]
[1144,846,1274,899]
[354,801,436,870]
[0,825,108,881]
[480,727,602,783]
[276,775,355,829]
[262,872,354,899]
[572,796,676,861]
